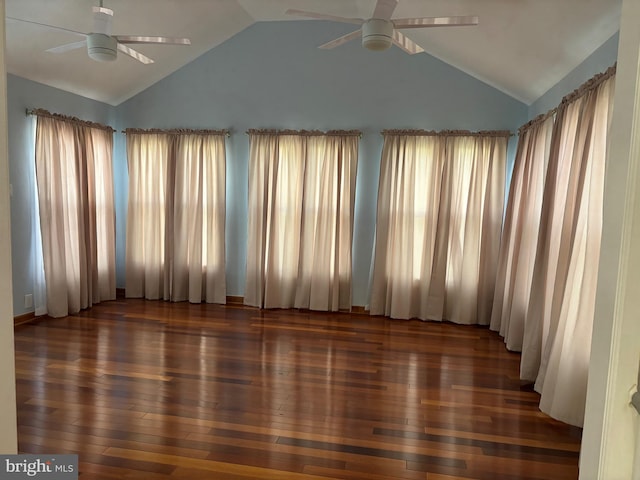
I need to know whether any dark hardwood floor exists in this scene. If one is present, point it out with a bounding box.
[14,299,582,479]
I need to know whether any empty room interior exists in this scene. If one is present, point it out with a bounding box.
[1,0,639,478]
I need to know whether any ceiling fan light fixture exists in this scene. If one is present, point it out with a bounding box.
[362,19,393,51]
[87,33,117,61]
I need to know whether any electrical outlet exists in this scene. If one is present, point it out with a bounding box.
[24,294,33,309]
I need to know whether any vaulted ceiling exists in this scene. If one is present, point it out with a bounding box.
[5,0,622,106]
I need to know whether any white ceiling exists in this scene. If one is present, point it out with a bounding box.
[5,0,622,106]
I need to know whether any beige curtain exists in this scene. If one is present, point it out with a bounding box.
[126,130,226,304]
[244,130,358,311]
[369,131,507,323]
[490,115,554,351]
[35,112,116,318]
[521,70,615,426]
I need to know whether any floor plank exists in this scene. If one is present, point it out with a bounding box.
[14,299,582,479]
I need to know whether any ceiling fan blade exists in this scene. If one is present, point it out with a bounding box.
[394,16,479,28]
[46,40,87,54]
[114,35,191,45]
[372,0,398,21]
[117,43,154,64]
[392,31,424,55]
[318,30,362,49]
[285,9,364,25]
[6,16,87,37]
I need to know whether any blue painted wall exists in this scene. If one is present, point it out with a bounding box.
[116,20,527,305]
[529,33,619,119]
[8,20,531,314]
[7,74,116,316]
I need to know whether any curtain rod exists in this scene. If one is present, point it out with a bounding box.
[123,128,231,137]
[26,108,116,132]
[381,129,514,138]
[518,108,557,135]
[518,62,616,136]
[560,63,616,107]
[246,129,362,138]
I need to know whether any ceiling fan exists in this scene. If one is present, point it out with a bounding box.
[7,1,191,64]
[286,0,478,54]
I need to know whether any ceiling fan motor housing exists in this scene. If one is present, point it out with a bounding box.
[87,33,117,61]
[362,19,393,51]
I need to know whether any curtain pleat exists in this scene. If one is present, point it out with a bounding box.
[491,68,615,427]
[125,132,226,304]
[90,128,117,301]
[523,76,615,426]
[244,132,358,311]
[490,116,554,351]
[265,135,305,308]
[370,133,506,323]
[126,134,169,299]
[35,116,116,318]
[244,135,277,307]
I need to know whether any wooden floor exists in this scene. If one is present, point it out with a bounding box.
[14,299,582,479]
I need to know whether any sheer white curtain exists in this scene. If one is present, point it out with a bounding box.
[126,130,226,304]
[244,130,359,311]
[28,115,47,316]
[126,133,169,299]
[369,131,507,324]
[520,70,615,426]
[490,115,554,352]
[34,111,116,318]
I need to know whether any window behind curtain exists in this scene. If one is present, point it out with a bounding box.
[125,130,227,304]
[369,131,508,324]
[244,130,359,311]
[490,115,554,353]
[524,70,616,427]
[34,111,116,318]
